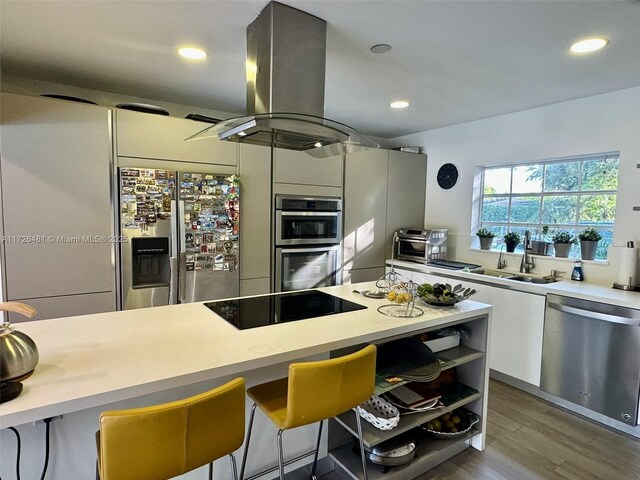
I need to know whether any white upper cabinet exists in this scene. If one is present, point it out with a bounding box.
[238,144,272,282]
[0,94,115,300]
[385,150,427,258]
[343,149,388,271]
[273,148,343,187]
[343,149,426,278]
[115,110,237,165]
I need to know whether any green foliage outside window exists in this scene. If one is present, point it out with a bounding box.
[479,154,618,259]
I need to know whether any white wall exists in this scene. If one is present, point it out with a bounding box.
[391,87,640,286]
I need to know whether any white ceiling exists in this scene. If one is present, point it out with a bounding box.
[2,0,640,139]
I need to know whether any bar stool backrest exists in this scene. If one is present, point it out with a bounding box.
[98,377,245,480]
[284,345,376,430]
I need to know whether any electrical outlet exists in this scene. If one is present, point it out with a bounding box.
[34,415,62,426]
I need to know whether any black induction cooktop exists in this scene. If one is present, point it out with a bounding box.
[204,290,367,330]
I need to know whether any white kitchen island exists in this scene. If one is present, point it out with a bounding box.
[0,282,491,480]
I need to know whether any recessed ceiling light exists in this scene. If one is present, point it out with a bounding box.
[569,37,609,54]
[314,142,323,148]
[178,47,208,60]
[370,44,392,54]
[237,131,247,137]
[390,100,410,109]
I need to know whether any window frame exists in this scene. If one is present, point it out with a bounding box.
[477,152,619,259]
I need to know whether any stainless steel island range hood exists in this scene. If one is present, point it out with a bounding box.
[188,1,378,157]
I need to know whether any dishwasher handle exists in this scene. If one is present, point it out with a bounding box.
[548,302,640,326]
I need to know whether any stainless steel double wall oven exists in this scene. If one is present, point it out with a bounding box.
[274,196,342,292]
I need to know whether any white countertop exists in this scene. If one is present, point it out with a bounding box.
[0,282,491,428]
[389,260,640,309]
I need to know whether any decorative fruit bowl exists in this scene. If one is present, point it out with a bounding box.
[416,282,477,307]
[420,409,479,439]
[375,270,423,318]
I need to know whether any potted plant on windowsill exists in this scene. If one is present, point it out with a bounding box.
[578,228,602,261]
[503,232,521,253]
[551,231,575,258]
[531,225,552,256]
[475,228,495,250]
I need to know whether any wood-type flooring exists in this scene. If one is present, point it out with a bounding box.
[320,379,640,480]
[416,379,640,480]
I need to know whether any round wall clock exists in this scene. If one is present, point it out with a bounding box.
[436,163,459,190]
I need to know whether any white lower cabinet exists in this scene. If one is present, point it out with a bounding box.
[342,267,386,284]
[486,287,545,386]
[6,292,116,324]
[240,278,271,296]
[403,269,545,387]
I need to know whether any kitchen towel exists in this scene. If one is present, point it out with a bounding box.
[614,245,638,286]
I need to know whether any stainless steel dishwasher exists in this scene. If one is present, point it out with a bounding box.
[541,294,640,426]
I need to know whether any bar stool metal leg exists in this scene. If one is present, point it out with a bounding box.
[240,403,258,480]
[277,429,286,480]
[310,420,324,480]
[354,407,369,480]
[229,453,239,480]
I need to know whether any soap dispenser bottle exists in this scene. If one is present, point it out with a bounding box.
[571,260,584,281]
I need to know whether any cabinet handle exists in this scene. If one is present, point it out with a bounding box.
[280,211,339,217]
[548,302,640,326]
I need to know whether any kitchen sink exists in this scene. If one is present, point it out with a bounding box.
[509,275,559,284]
[470,269,559,284]
[473,269,517,279]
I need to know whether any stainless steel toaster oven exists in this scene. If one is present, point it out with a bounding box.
[395,228,448,263]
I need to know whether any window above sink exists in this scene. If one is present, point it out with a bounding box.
[473,152,619,260]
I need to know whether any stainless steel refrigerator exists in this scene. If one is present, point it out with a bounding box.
[118,167,239,310]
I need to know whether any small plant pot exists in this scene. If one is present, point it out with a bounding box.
[580,240,598,261]
[505,241,518,253]
[530,240,552,256]
[479,237,493,250]
[553,243,571,258]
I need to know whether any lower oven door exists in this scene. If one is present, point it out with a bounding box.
[275,245,341,292]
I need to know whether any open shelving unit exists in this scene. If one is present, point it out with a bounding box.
[331,427,481,480]
[329,315,489,480]
[336,344,483,447]
[373,344,484,395]
[335,383,481,447]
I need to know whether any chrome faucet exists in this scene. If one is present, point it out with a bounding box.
[520,230,535,273]
[497,245,507,269]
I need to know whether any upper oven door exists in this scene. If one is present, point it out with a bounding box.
[275,211,342,245]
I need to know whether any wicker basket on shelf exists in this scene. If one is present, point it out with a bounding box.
[356,395,400,431]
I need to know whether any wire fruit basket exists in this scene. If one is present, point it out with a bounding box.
[376,270,423,318]
[376,235,426,317]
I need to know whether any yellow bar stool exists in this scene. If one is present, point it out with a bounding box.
[240,345,376,480]
[96,377,245,480]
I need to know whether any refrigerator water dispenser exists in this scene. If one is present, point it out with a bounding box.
[131,237,170,288]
